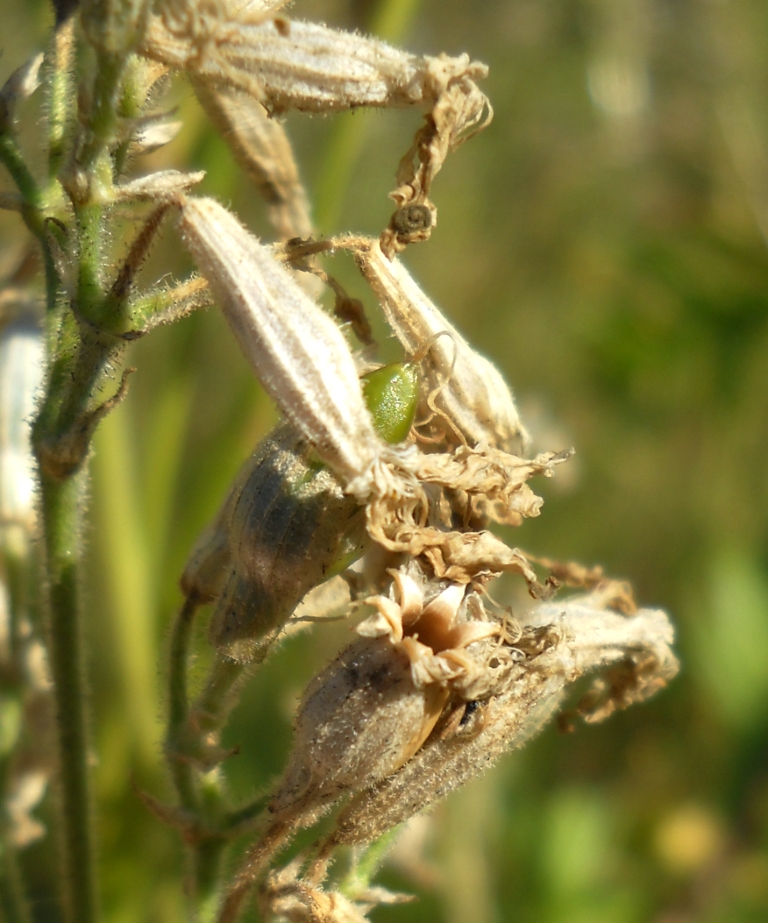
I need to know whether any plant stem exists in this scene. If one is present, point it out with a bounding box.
[38,469,99,923]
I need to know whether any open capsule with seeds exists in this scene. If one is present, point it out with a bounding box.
[267,567,503,829]
[324,594,679,851]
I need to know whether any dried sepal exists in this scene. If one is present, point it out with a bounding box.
[128,275,212,336]
[327,595,678,848]
[193,81,313,241]
[130,113,183,156]
[351,238,529,453]
[176,196,408,486]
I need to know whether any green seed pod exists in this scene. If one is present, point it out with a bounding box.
[183,361,421,662]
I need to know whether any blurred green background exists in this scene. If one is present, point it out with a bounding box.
[3,0,768,921]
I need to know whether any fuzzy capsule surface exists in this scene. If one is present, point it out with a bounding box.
[208,422,366,662]
[329,599,678,846]
[145,13,472,114]
[269,636,447,824]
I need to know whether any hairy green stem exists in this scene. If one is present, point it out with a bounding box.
[77,53,125,174]
[47,20,74,181]
[166,598,233,919]
[38,470,98,923]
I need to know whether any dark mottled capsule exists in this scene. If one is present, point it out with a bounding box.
[181,361,420,662]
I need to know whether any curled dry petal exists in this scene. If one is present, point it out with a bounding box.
[327,597,678,847]
[176,196,402,486]
[352,239,529,452]
[382,55,492,253]
[260,858,411,923]
[414,446,572,526]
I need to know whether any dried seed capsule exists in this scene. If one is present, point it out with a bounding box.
[183,362,421,661]
[327,598,678,847]
[269,635,444,824]
[177,196,405,489]
[208,422,366,662]
[269,570,505,828]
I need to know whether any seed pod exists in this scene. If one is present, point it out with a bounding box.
[208,422,366,663]
[177,196,399,488]
[144,12,484,117]
[182,362,421,661]
[269,570,504,828]
[269,635,446,826]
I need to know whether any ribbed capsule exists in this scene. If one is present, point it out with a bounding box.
[177,196,395,488]
[327,596,679,847]
[206,422,366,663]
[144,11,484,116]
[269,570,505,828]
